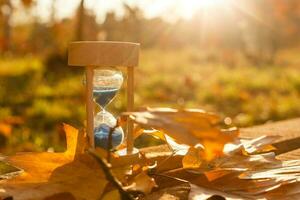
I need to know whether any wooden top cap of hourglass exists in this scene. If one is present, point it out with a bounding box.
[68,41,140,67]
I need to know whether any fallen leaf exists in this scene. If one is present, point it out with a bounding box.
[165,135,189,156]
[239,159,300,181]
[0,162,21,179]
[125,171,157,194]
[142,129,167,142]
[204,169,232,182]
[0,123,11,138]
[164,129,300,199]
[182,146,203,169]
[144,174,190,200]
[101,189,121,200]
[0,124,107,200]
[241,135,279,155]
[0,116,24,140]
[124,108,238,160]
[189,184,245,200]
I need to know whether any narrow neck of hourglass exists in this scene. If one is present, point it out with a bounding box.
[93,88,118,109]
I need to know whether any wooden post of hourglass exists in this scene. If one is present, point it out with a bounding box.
[68,41,140,153]
[85,67,95,148]
[126,67,134,153]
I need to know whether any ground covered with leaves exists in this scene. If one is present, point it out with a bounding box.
[1,108,300,200]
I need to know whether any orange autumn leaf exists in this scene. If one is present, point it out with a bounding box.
[0,122,12,138]
[124,107,238,161]
[204,169,232,181]
[124,108,238,145]
[101,189,121,200]
[0,124,107,200]
[133,127,166,142]
[241,135,279,155]
[182,146,203,169]
[0,116,24,138]
[200,140,224,161]
[182,143,223,170]
[124,171,157,194]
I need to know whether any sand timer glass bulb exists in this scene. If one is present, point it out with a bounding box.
[93,68,124,149]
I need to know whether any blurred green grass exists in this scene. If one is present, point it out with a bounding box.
[0,48,300,153]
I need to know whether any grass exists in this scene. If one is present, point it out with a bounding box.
[0,47,300,153]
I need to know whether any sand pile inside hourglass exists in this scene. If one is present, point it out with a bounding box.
[93,68,124,149]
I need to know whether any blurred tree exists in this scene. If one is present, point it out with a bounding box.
[0,0,12,52]
[50,0,56,24]
[102,12,118,41]
[229,0,278,65]
[272,0,300,46]
[122,3,142,42]
[102,4,143,43]
[0,0,35,53]
[1,0,300,60]
[20,0,33,7]
[76,0,84,41]
[75,0,98,41]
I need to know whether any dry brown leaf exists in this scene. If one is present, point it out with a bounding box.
[1,109,298,200]
[189,184,246,200]
[239,159,300,181]
[241,135,280,155]
[146,108,220,123]
[101,189,121,200]
[165,168,288,199]
[182,146,203,169]
[264,182,300,200]
[134,127,146,140]
[123,108,221,145]
[124,108,238,161]
[94,147,140,168]
[125,171,157,194]
[142,129,167,142]
[0,124,107,200]
[143,174,190,200]
[162,127,300,199]
[204,169,232,182]
[183,135,281,178]
[133,127,167,144]
[165,135,190,156]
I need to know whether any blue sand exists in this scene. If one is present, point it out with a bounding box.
[93,88,118,108]
[94,123,123,149]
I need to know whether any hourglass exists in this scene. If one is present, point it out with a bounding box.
[68,41,139,153]
[93,68,124,149]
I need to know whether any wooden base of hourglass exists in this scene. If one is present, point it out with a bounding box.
[68,41,140,155]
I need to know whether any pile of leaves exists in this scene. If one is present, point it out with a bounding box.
[1,108,300,200]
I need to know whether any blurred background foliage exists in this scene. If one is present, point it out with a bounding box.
[0,0,300,153]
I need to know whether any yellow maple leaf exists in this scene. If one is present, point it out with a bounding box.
[0,124,107,200]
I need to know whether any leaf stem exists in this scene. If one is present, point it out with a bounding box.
[88,150,135,200]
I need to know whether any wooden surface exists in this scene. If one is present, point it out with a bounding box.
[68,41,139,67]
[241,118,300,160]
